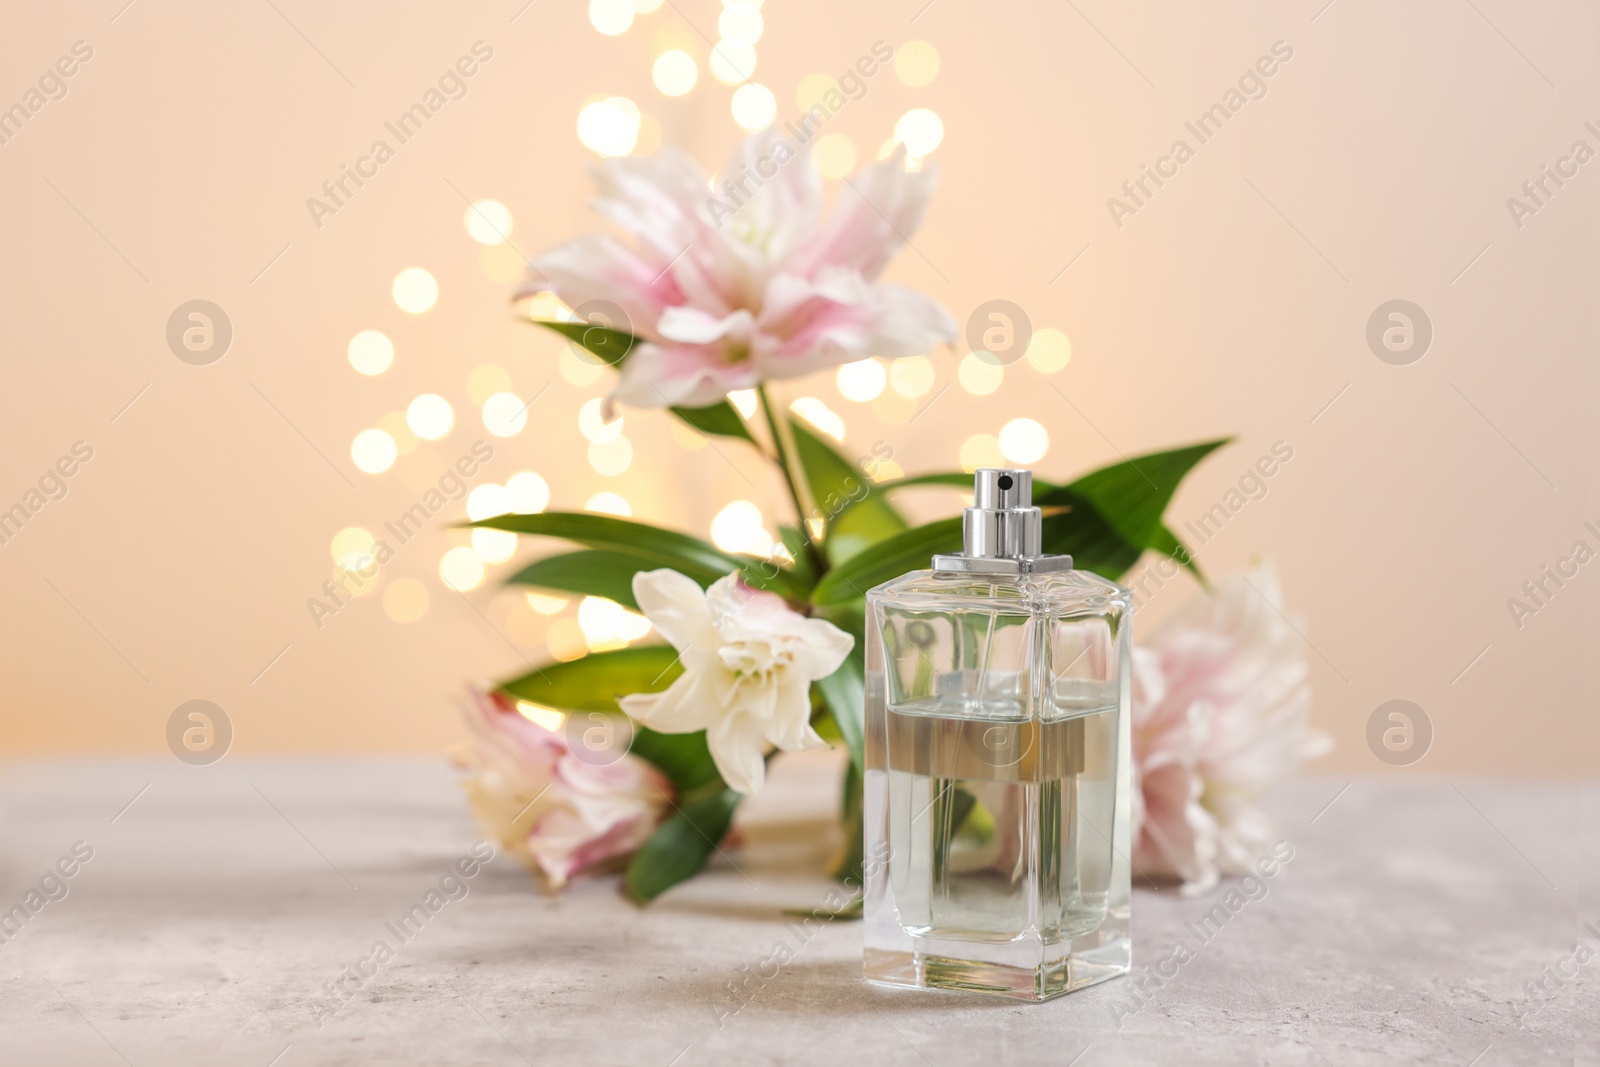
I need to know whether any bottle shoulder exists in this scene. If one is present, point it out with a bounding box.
[867,567,1132,617]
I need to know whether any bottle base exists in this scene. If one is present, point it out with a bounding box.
[864,938,1130,1002]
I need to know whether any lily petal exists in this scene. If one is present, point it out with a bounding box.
[609,343,760,410]
[657,307,756,346]
[787,147,939,281]
[523,234,679,341]
[619,668,724,735]
[707,710,770,795]
[631,568,717,652]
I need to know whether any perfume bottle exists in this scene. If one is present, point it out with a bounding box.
[862,468,1132,1001]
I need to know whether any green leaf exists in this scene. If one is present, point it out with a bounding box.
[948,787,979,840]
[628,728,722,794]
[670,401,755,444]
[1039,493,1145,578]
[790,422,907,564]
[809,517,963,606]
[497,644,717,794]
[778,524,819,588]
[875,471,975,491]
[814,605,866,773]
[955,790,995,844]
[625,787,742,902]
[832,758,865,886]
[529,320,636,367]
[930,782,977,883]
[499,645,682,713]
[469,513,727,581]
[805,443,1224,590]
[1149,522,1206,584]
[504,550,653,610]
[810,707,842,746]
[1040,438,1231,554]
[466,511,810,603]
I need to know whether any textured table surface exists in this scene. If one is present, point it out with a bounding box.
[0,757,1593,1066]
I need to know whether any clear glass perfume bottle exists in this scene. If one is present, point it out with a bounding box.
[862,468,1132,1001]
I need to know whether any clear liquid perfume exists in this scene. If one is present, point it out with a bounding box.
[862,468,1132,1001]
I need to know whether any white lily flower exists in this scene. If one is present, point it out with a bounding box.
[620,569,855,794]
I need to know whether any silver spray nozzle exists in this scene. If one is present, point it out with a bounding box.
[963,468,1042,559]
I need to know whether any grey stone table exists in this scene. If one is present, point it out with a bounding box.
[0,756,1594,1066]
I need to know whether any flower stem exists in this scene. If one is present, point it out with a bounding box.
[757,384,826,575]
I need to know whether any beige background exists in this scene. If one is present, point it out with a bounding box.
[0,0,1592,776]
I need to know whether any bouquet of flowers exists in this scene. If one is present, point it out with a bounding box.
[453,130,1327,902]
